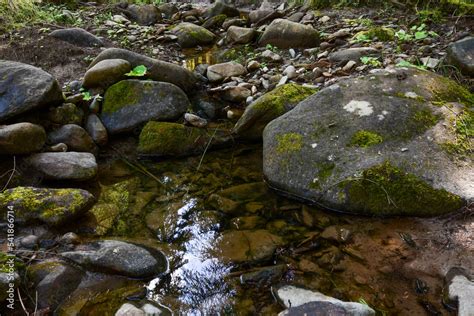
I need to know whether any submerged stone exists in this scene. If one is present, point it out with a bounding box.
[263,68,472,216]
[216,230,284,263]
[61,240,168,278]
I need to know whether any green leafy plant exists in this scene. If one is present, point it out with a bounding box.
[354,33,371,43]
[396,60,427,70]
[125,65,148,77]
[81,91,93,101]
[360,56,382,67]
[395,24,438,42]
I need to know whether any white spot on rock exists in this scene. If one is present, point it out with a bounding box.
[343,100,374,117]
[404,91,419,99]
[311,143,318,148]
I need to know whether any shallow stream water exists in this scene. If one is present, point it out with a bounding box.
[57,142,473,315]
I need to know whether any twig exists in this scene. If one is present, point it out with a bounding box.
[197,127,218,172]
[17,288,29,316]
[1,156,16,192]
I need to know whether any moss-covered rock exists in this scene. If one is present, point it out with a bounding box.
[0,187,95,226]
[101,80,190,134]
[263,68,472,216]
[202,14,227,30]
[233,84,316,140]
[171,22,216,48]
[353,27,395,42]
[138,121,230,157]
[341,162,464,216]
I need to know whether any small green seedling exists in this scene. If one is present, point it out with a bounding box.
[396,60,427,70]
[81,91,93,101]
[360,56,382,67]
[125,65,147,77]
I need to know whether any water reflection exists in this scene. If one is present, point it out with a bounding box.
[182,46,218,70]
[148,197,233,314]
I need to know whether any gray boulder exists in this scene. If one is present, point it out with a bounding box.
[61,240,168,278]
[328,47,380,64]
[258,19,320,48]
[88,48,197,94]
[446,36,474,77]
[28,260,84,310]
[0,187,94,226]
[123,4,161,26]
[0,123,46,155]
[227,26,256,44]
[205,2,239,18]
[49,28,103,47]
[158,3,178,19]
[48,124,98,154]
[448,273,474,316]
[83,59,131,89]
[207,61,247,82]
[276,286,375,316]
[172,23,216,48]
[85,114,108,146]
[263,68,473,216]
[101,80,190,134]
[27,152,98,181]
[0,60,63,122]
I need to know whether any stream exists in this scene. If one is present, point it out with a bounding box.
[52,142,472,315]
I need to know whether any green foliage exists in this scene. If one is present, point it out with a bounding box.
[360,56,382,67]
[395,24,438,42]
[0,0,37,31]
[81,91,93,101]
[396,60,428,70]
[125,65,147,77]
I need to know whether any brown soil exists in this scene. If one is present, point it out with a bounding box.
[0,27,103,85]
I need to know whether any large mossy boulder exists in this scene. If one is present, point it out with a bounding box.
[171,22,216,48]
[258,19,320,49]
[138,121,230,157]
[0,60,63,122]
[263,68,473,216]
[88,48,197,94]
[233,84,316,140]
[101,80,190,134]
[0,187,95,226]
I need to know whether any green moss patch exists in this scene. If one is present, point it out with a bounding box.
[102,80,142,114]
[138,121,209,156]
[310,162,336,190]
[354,27,395,41]
[253,84,316,115]
[276,133,303,154]
[429,75,474,106]
[343,162,464,216]
[400,107,442,139]
[0,187,92,226]
[441,109,473,157]
[350,130,383,147]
